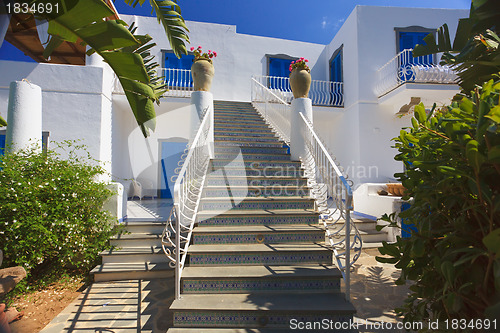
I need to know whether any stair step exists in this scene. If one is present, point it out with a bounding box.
[199,197,315,211]
[211,159,301,169]
[215,140,283,148]
[215,152,291,161]
[91,262,172,282]
[171,293,355,329]
[187,243,332,266]
[197,209,319,226]
[215,118,265,124]
[215,135,279,143]
[118,221,166,233]
[214,131,276,138]
[215,122,270,129]
[203,185,309,198]
[214,146,288,155]
[192,225,324,245]
[110,232,163,247]
[100,246,168,264]
[206,175,307,187]
[209,165,304,177]
[181,265,341,294]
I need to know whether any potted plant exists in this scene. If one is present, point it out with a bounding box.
[190,46,217,91]
[289,57,311,98]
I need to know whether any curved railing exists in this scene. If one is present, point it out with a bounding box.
[251,78,361,300]
[251,77,291,144]
[160,68,194,98]
[253,75,344,107]
[376,48,458,97]
[161,104,212,299]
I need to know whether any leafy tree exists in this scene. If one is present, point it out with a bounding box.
[0,0,189,136]
[378,0,500,325]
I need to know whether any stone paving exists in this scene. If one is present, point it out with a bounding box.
[40,199,410,333]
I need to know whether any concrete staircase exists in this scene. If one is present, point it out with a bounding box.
[91,217,173,282]
[167,101,357,331]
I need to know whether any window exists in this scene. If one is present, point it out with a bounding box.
[396,27,435,81]
[267,55,296,90]
[326,46,343,107]
[330,48,343,83]
[0,131,50,157]
[162,51,194,88]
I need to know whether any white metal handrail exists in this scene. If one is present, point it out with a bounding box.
[251,77,291,144]
[299,112,361,301]
[376,48,458,97]
[251,78,361,301]
[253,75,344,107]
[161,104,212,300]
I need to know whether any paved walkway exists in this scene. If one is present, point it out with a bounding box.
[40,199,410,333]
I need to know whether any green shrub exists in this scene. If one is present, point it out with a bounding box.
[0,141,117,280]
[377,80,500,324]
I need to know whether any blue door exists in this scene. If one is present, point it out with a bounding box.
[268,57,293,90]
[160,141,188,198]
[163,52,195,88]
[328,50,343,106]
[400,202,417,238]
[398,31,433,81]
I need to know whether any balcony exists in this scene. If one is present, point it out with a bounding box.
[376,49,459,108]
[253,75,344,107]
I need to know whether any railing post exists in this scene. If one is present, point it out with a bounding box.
[190,91,214,158]
[290,98,313,161]
[345,208,351,302]
[174,203,181,300]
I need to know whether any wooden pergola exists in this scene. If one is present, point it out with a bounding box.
[4,1,120,65]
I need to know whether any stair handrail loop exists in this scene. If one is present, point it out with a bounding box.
[251,77,361,301]
[161,104,213,300]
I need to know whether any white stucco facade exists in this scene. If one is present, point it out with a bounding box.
[0,5,469,207]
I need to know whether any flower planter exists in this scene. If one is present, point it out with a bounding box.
[191,59,214,92]
[290,68,311,98]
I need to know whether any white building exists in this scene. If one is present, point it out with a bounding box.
[0,5,468,218]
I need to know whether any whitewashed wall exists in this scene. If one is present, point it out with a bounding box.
[124,15,326,102]
[0,60,113,177]
[317,6,468,186]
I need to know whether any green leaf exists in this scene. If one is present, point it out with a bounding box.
[488,145,500,163]
[414,103,426,123]
[466,139,485,170]
[483,229,500,258]
[375,256,399,264]
[441,261,455,285]
[0,115,6,127]
[485,106,500,123]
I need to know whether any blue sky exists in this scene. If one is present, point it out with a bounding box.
[0,0,470,62]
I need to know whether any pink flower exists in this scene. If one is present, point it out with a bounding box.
[305,59,309,62]
[190,47,195,51]
[213,52,217,57]
[197,46,202,49]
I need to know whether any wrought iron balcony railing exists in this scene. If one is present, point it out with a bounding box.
[376,48,458,97]
[253,75,344,107]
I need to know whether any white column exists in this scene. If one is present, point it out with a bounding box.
[290,97,313,161]
[6,81,42,153]
[0,14,11,49]
[190,91,214,158]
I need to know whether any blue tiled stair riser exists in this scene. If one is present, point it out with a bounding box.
[197,214,318,226]
[203,187,309,198]
[200,200,314,211]
[188,252,332,266]
[173,312,353,329]
[206,177,307,187]
[214,147,288,155]
[192,232,324,245]
[182,278,340,293]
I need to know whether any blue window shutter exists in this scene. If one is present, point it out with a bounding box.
[269,58,293,78]
[0,134,5,156]
[330,52,342,82]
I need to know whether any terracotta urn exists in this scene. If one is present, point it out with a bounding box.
[289,68,311,98]
[386,183,406,196]
[191,58,214,91]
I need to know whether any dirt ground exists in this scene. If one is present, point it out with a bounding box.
[3,278,85,333]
